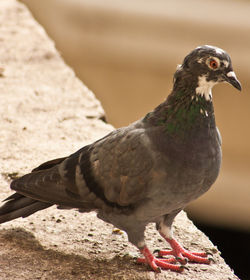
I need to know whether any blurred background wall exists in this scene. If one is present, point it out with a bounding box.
[19,0,250,278]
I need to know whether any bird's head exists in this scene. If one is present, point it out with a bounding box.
[174,45,241,101]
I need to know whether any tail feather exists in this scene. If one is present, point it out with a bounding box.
[0,193,52,224]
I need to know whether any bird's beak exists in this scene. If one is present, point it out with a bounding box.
[224,71,241,91]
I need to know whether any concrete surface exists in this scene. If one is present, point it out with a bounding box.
[0,1,240,279]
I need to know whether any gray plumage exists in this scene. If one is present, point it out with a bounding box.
[0,45,241,272]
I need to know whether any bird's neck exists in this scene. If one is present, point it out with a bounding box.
[144,87,216,138]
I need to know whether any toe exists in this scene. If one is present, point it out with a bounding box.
[182,251,211,264]
[155,259,185,272]
[157,249,174,257]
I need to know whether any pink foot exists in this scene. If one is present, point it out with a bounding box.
[137,246,184,272]
[159,238,212,264]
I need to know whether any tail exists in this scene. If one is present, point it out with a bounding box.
[0,192,52,224]
[0,155,67,224]
[0,151,90,224]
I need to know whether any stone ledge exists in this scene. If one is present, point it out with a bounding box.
[0,1,239,279]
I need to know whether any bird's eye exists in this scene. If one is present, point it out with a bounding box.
[209,59,219,70]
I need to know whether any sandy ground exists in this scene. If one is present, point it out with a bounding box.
[0,1,239,279]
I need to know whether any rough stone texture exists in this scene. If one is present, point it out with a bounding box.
[0,1,239,279]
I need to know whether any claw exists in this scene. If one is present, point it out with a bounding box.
[156,267,162,273]
[208,257,215,263]
[176,256,188,265]
[153,249,160,254]
[182,265,189,271]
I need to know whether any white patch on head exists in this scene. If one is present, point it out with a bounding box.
[227,71,236,78]
[204,45,225,55]
[222,60,229,68]
[196,75,216,101]
[197,58,203,64]
[176,64,182,70]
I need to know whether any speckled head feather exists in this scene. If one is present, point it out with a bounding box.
[173,45,241,101]
[145,45,241,137]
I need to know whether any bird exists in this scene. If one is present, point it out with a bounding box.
[0,45,241,272]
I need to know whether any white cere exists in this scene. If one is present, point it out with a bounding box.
[227,71,237,78]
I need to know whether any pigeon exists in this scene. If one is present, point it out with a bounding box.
[0,45,241,272]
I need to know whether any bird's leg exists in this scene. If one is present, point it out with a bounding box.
[157,221,211,264]
[136,241,184,272]
[127,222,184,272]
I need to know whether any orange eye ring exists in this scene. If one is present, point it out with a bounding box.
[209,59,219,69]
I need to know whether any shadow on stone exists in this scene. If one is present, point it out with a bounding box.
[0,228,148,280]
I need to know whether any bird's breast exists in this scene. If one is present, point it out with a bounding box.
[148,127,222,206]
